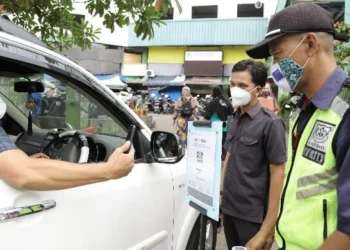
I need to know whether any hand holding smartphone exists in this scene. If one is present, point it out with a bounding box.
[125,125,136,154]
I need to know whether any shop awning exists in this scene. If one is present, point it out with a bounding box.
[124,76,145,84]
[143,75,185,87]
[185,76,228,85]
[94,74,127,90]
[94,73,126,81]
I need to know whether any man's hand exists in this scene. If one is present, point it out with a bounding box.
[105,141,135,179]
[247,162,284,250]
[246,230,274,250]
[30,152,49,159]
[320,230,350,250]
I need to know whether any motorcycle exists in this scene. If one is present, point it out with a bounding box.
[194,95,206,117]
[154,97,162,114]
[165,97,176,114]
[42,85,66,117]
[159,97,165,114]
[147,95,157,113]
[197,104,206,117]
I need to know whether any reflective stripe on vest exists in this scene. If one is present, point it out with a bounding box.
[275,91,349,250]
[330,96,349,117]
[296,178,337,200]
[297,166,337,188]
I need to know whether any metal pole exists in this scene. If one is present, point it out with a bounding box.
[199,214,207,250]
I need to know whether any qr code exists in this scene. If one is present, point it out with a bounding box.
[197,151,204,163]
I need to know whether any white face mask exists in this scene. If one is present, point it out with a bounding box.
[230,86,257,107]
[0,96,6,119]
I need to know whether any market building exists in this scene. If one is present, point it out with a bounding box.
[124,0,287,97]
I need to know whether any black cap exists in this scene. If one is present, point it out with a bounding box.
[246,3,349,59]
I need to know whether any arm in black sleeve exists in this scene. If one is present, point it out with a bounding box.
[204,100,214,120]
[335,110,350,234]
[264,118,287,164]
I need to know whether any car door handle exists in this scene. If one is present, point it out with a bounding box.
[0,200,56,222]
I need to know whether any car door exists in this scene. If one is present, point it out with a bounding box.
[0,160,174,250]
[0,37,174,250]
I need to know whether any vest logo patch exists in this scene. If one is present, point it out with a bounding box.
[303,120,336,165]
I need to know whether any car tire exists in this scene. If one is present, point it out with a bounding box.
[186,217,201,250]
[186,216,217,250]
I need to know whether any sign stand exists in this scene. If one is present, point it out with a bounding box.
[186,120,222,250]
[189,201,218,250]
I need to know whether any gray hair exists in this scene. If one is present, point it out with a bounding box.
[182,86,190,92]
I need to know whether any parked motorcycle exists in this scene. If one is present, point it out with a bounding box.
[147,94,157,113]
[154,98,161,114]
[159,97,165,114]
[42,85,66,117]
[164,95,175,114]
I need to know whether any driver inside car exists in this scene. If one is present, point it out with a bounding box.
[0,96,135,191]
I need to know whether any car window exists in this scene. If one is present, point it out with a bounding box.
[0,73,127,138]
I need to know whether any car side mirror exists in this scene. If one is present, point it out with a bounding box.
[151,131,185,164]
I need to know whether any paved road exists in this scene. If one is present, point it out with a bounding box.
[151,114,278,250]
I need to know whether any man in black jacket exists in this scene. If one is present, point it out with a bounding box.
[204,86,233,161]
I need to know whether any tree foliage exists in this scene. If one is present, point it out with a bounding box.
[0,0,181,50]
[334,21,350,75]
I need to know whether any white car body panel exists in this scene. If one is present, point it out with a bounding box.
[0,32,199,249]
[0,162,173,250]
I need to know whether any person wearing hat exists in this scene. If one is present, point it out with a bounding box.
[246,3,350,250]
[173,86,199,147]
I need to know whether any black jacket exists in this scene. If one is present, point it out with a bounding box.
[204,95,233,121]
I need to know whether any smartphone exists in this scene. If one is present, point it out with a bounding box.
[125,125,136,154]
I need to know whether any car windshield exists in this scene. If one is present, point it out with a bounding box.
[0,73,127,137]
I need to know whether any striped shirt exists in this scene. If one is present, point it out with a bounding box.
[0,127,17,153]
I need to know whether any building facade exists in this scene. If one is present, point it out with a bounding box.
[125,0,285,96]
[69,0,347,97]
[68,0,130,87]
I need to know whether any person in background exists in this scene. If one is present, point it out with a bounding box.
[30,92,43,117]
[246,3,350,250]
[221,60,286,250]
[173,86,199,147]
[258,82,280,114]
[204,86,233,161]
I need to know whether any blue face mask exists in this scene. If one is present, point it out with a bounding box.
[271,37,310,93]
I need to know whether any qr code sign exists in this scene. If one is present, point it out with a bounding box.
[197,151,204,163]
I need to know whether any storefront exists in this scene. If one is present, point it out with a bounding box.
[143,75,185,100]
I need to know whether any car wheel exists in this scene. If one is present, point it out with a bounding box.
[186,216,217,250]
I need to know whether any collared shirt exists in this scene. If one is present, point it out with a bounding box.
[0,127,17,153]
[222,102,287,223]
[294,66,350,234]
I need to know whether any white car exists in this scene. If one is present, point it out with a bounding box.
[0,18,214,250]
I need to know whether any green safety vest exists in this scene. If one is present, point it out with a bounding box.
[275,87,350,250]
